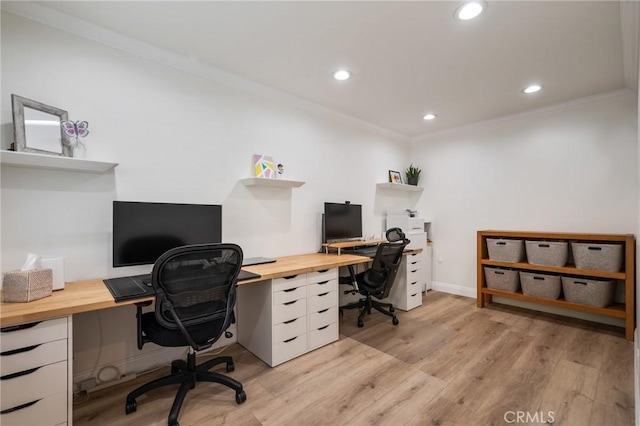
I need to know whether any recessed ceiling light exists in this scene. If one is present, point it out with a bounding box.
[523,84,542,94]
[423,113,438,121]
[332,70,352,81]
[454,1,487,21]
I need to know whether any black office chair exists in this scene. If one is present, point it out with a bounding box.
[125,243,247,426]
[340,228,410,328]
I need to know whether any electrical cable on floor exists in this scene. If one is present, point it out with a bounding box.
[96,364,122,385]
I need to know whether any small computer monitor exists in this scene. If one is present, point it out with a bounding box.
[113,201,222,267]
[323,202,363,242]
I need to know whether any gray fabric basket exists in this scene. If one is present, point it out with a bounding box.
[519,271,561,300]
[571,242,623,272]
[561,276,614,308]
[484,267,520,293]
[486,239,525,263]
[525,241,568,267]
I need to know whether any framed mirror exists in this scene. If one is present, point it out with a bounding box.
[11,94,72,157]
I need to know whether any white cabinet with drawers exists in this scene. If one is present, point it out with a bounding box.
[0,316,73,426]
[382,251,424,311]
[237,269,339,367]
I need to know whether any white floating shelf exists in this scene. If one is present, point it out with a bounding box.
[1,150,118,173]
[240,177,305,188]
[377,182,423,192]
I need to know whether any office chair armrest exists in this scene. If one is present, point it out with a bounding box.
[134,301,153,350]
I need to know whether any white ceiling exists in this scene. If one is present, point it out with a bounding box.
[8,1,636,139]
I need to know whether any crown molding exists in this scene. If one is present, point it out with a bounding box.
[410,88,636,143]
[1,2,409,143]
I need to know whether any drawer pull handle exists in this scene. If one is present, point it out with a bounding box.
[1,399,40,415]
[283,318,298,324]
[283,336,298,343]
[496,242,507,246]
[574,281,588,286]
[1,322,42,333]
[411,282,418,285]
[317,269,329,273]
[411,293,418,297]
[318,292,329,297]
[538,243,550,248]
[494,271,505,275]
[318,325,329,331]
[588,246,603,251]
[1,367,40,381]
[283,300,298,306]
[411,261,418,265]
[283,287,298,293]
[411,270,417,273]
[283,275,299,280]
[318,308,329,314]
[533,276,545,281]
[317,280,329,285]
[1,344,40,357]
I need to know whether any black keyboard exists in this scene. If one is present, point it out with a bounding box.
[354,247,379,257]
[103,275,153,302]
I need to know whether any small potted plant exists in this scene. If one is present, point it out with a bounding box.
[405,163,422,186]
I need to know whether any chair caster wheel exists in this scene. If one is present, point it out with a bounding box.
[236,390,247,404]
[357,320,364,328]
[226,362,235,373]
[225,331,233,339]
[392,317,399,326]
[389,306,395,313]
[125,400,137,414]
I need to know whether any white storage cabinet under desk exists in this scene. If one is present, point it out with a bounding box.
[237,269,339,367]
[381,255,423,311]
[0,316,73,426]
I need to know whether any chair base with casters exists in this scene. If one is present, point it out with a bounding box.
[125,348,246,426]
[341,294,399,328]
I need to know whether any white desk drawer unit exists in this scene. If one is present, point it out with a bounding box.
[382,255,424,311]
[238,268,340,367]
[0,316,72,426]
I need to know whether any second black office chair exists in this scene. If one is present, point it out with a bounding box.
[341,228,410,328]
[125,243,246,426]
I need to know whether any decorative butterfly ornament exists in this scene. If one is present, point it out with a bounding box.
[61,121,89,150]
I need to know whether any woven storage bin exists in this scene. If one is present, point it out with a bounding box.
[2,269,53,302]
[486,239,525,263]
[484,267,520,293]
[561,276,614,308]
[571,242,623,272]
[519,271,561,300]
[525,241,568,267]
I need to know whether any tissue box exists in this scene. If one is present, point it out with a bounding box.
[2,269,53,302]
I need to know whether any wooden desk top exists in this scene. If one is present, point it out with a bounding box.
[0,252,372,327]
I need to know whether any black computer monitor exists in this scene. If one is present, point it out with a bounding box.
[113,201,222,267]
[323,202,362,242]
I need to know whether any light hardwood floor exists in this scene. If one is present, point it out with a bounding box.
[74,291,634,425]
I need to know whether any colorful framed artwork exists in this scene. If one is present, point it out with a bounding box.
[389,170,402,184]
[252,154,277,179]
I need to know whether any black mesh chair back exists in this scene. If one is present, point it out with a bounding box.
[361,228,409,298]
[152,243,242,350]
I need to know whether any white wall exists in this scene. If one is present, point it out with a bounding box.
[412,90,638,323]
[1,13,410,383]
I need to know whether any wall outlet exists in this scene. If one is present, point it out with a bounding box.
[78,377,97,391]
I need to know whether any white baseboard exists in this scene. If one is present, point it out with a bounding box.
[431,281,476,298]
[633,328,640,425]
